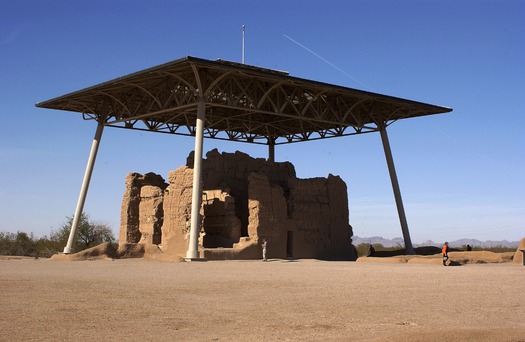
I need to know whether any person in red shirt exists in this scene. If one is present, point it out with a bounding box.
[442,242,449,266]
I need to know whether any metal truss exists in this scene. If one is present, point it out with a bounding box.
[37,56,451,145]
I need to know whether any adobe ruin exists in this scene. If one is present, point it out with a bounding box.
[119,149,356,260]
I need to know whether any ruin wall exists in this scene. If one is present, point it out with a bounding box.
[120,149,355,260]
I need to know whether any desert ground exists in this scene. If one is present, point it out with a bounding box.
[1,257,524,341]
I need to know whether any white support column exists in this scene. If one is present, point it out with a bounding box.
[186,99,206,260]
[380,127,415,255]
[63,123,104,254]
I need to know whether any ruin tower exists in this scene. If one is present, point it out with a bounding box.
[119,149,356,260]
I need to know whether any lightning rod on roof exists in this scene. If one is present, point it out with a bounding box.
[242,24,245,64]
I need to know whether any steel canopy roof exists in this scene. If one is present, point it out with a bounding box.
[36,56,452,145]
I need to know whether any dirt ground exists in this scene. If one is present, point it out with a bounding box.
[1,258,524,341]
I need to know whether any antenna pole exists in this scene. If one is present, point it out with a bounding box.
[242,25,245,64]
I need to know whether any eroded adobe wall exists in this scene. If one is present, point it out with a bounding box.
[247,172,354,260]
[202,189,241,248]
[120,150,355,260]
[288,174,353,259]
[119,173,140,245]
[161,166,195,255]
[247,172,288,241]
[138,185,164,244]
[188,149,296,237]
[119,172,167,246]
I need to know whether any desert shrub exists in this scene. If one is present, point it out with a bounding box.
[0,231,38,257]
[0,231,16,255]
[0,213,116,257]
[461,244,516,253]
[355,243,391,257]
[51,212,116,252]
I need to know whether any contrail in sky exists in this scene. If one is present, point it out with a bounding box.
[283,34,370,89]
[435,128,513,170]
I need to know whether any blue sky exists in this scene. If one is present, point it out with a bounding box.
[1,0,523,243]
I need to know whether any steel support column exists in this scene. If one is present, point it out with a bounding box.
[63,123,104,254]
[379,127,415,255]
[186,99,206,260]
[268,139,275,162]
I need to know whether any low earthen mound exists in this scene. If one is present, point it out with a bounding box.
[357,250,515,265]
[51,242,118,261]
[449,251,514,264]
[512,237,525,264]
[117,243,148,258]
[118,243,184,262]
[50,243,184,262]
[356,256,410,263]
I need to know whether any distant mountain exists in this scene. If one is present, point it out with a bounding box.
[352,236,520,248]
[447,238,520,248]
[351,236,405,248]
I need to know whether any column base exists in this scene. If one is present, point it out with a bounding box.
[184,257,206,262]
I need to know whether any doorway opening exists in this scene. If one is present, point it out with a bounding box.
[286,231,293,258]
